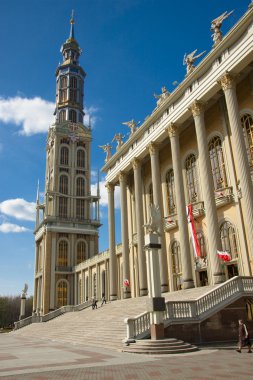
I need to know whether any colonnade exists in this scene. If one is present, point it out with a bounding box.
[105,73,253,300]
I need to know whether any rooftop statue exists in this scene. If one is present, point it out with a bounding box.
[154,86,170,106]
[122,119,139,135]
[22,283,28,297]
[211,10,234,46]
[99,143,112,162]
[112,133,125,151]
[183,49,206,75]
[143,204,161,235]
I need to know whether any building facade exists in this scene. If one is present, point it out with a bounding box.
[102,5,253,300]
[33,16,101,315]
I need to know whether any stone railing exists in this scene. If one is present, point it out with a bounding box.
[124,276,253,341]
[14,300,92,330]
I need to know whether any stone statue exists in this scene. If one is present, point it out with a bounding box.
[112,133,125,151]
[249,1,253,9]
[211,10,234,46]
[122,119,139,135]
[99,143,112,162]
[183,49,206,75]
[22,283,28,298]
[143,204,161,235]
[154,86,170,106]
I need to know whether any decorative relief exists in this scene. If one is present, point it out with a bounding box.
[217,72,234,91]
[167,122,178,138]
[188,100,205,117]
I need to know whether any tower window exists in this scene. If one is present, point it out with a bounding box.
[76,241,86,264]
[76,199,85,219]
[76,177,85,196]
[59,110,66,122]
[59,197,68,218]
[69,110,77,123]
[59,76,67,103]
[77,149,85,168]
[57,240,68,266]
[59,175,68,194]
[60,146,69,165]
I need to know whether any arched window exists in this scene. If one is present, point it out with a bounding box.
[77,149,85,168]
[76,199,85,219]
[208,136,227,190]
[185,154,198,203]
[59,197,67,218]
[148,184,153,206]
[171,241,182,274]
[76,177,85,196]
[60,146,69,165]
[59,175,68,194]
[69,110,77,123]
[196,231,207,259]
[166,169,176,214]
[59,76,67,103]
[57,280,68,307]
[70,76,77,88]
[220,221,239,260]
[57,240,68,266]
[241,114,253,169]
[76,241,86,264]
[59,110,66,122]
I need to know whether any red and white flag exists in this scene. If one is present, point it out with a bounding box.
[217,250,231,262]
[187,204,201,258]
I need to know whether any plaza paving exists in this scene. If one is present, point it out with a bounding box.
[0,334,253,379]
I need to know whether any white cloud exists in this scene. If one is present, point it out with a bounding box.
[0,199,36,221]
[0,223,30,233]
[91,180,120,209]
[0,96,99,135]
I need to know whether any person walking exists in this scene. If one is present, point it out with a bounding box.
[236,319,252,353]
[101,294,106,307]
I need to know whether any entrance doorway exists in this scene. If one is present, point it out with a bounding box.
[199,271,208,286]
[226,264,238,279]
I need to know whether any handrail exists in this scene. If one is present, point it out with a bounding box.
[14,300,92,330]
[125,276,253,341]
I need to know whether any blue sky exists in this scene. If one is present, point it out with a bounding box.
[0,0,250,296]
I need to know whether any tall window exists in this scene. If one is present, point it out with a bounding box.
[196,231,207,259]
[166,169,176,214]
[57,280,68,307]
[59,110,66,122]
[76,199,85,219]
[171,241,182,274]
[76,177,85,196]
[76,241,86,264]
[60,146,69,165]
[59,197,67,218]
[57,240,68,266]
[208,136,227,190]
[241,114,253,169]
[59,175,68,194]
[220,221,239,260]
[59,76,67,103]
[93,273,97,298]
[185,154,198,203]
[70,76,77,102]
[77,149,85,168]
[69,110,77,123]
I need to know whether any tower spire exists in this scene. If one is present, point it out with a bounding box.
[69,10,75,40]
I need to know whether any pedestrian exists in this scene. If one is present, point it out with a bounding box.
[236,319,252,353]
[101,294,106,307]
[92,297,98,310]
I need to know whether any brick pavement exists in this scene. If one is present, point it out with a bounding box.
[0,334,253,379]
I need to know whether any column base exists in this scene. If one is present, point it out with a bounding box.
[161,284,169,293]
[150,323,165,340]
[183,279,195,289]
[123,291,131,299]
[110,294,117,301]
[213,273,225,284]
[140,288,148,296]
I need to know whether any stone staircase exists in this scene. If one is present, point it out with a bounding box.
[13,286,215,351]
[123,338,198,355]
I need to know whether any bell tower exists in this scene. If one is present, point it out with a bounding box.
[33,13,100,315]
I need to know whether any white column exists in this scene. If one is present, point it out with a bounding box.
[106,182,117,300]
[189,101,223,284]
[218,72,253,263]
[119,172,131,298]
[132,159,148,296]
[167,124,194,289]
[148,143,169,292]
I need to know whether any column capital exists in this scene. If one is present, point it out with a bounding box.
[132,157,140,170]
[166,122,178,138]
[188,100,205,117]
[217,71,235,91]
[105,182,114,193]
[118,171,127,183]
[148,142,158,155]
